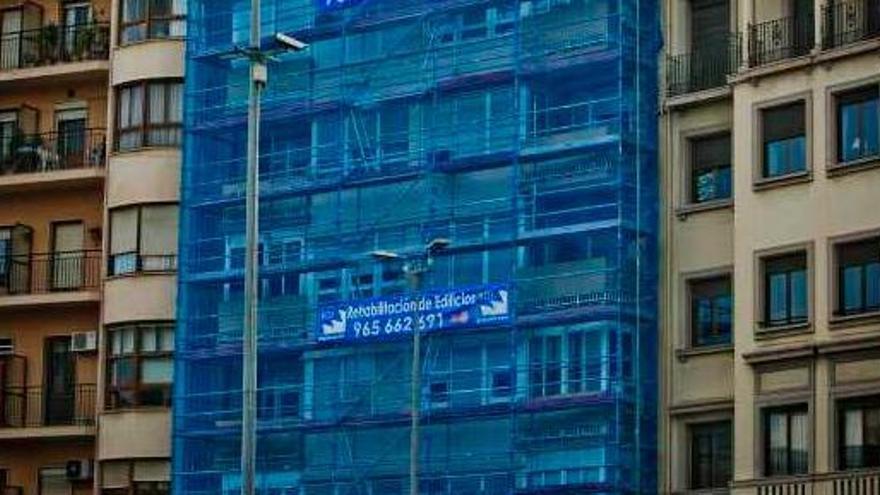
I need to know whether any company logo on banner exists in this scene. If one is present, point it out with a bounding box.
[315,0,365,11]
[317,284,511,343]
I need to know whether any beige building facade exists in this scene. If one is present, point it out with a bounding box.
[0,0,183,493]
[661,0,880,493]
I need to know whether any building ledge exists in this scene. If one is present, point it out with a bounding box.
[676,344,734,362]
[668,397,734,416]
[675,199,734,220]
[0,60,108,90]
[0,424,95,440]
[664,85,732,110]
[0,166,105,194]
[826,157,880,178]
[0,290,100,311]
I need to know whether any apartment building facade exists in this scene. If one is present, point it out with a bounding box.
[0,0,183,493]
[174,0,660,493]
[661,0,880,493]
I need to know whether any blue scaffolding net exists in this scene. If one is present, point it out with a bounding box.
[174,0,660,493]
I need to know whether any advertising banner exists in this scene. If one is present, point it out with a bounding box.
[317,284,511,344]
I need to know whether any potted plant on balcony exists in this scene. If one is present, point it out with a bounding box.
[36,24,60,65]
[74,24,97,61]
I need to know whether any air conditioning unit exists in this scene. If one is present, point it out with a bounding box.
[65,459,94,481]
[70,332,97,353]
[0,338,13,356]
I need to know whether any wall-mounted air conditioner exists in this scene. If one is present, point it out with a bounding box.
[65,459,94,481]
[70,332,97,353]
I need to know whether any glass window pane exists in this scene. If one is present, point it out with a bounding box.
[843,265,864,313]
[140,205,179,257]
[790,269,808,320]
[769,273,789,323]
[123,327,137,353]
[142,327,157,353]
[142,357,173,384]
[867,263,880,310]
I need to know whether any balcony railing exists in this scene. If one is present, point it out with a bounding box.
[748,13,816,67]
[740,468,880,495]
[666,35,742,97]
[0,23,109,71]
[0,128,106,176]
[822,0,880,49]
[0,384,96,428]
[0,250,101,297]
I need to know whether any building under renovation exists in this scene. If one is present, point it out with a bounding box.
[173,0,660,493]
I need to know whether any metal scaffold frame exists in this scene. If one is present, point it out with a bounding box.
[174,0,660,493]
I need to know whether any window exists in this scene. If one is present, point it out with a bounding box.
[838,396,880,470]
[762,252,809,328]
[690,133,732,203]
[109,204,179,276]
[835,237,880,317]
[689,275,732,347]
[529,326,610,399]
[116,80,183,151]
[762,102,807,178]
[836,86,879,164]
[39,467,69,495]
[764,405,809,476]
[689,420,732,490]
[101,460,170,494]
[107,322,174,409]
[120,0,186,45]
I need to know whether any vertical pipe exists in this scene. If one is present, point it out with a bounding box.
[241,0,261,493]
[409,268,422,495]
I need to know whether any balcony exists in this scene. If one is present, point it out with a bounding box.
[737,468,880,494]
[822,0,880,49]
[0,250,101,309]
[666,35,741,97]
[0,23,110,85]
[0,128,106,191]
[0,384,96,438]
[748,13,816,67]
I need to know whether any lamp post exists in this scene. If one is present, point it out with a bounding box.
[239,2,307,493]
[371,238,451,495]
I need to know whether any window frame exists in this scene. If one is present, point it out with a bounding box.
[755,244,814,335]
[105,321,175,410]
[528,324,615,400]
[689,132,733,205]
[114,79,184,152]
[834,85,879,165]
[762,403,811,477]
[836,394,880,471]
[687,273,733,348]
[829,229,880,324]
[118,0,186,46]
[827,79,880,176]
[687,419,733,490]
[753,94,813,190]
[108,203,179,277]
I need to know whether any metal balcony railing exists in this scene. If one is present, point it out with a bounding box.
[0,384,96,428]
[740,468,880,495]
[748,13,816,67]
[0,128,106,176]
[666,35,742,97]
[823,0,880,49]
[0,23,109,71]
[0,250,101,296]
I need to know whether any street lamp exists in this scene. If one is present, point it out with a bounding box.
[370,238,451,495]
[239,2,307,494]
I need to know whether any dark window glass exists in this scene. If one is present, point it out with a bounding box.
[837,86,879,164]
[763,252,808,327]
[690,420,732,489]
[690,276,733,347]
[691,133,732,203]
[115,80,183,151]
[836,237,880,316]
[120,0,185,45]
[764,405,809,476]
[106,322,174,409]
[762,102,807,178]
[838,396,880,470]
